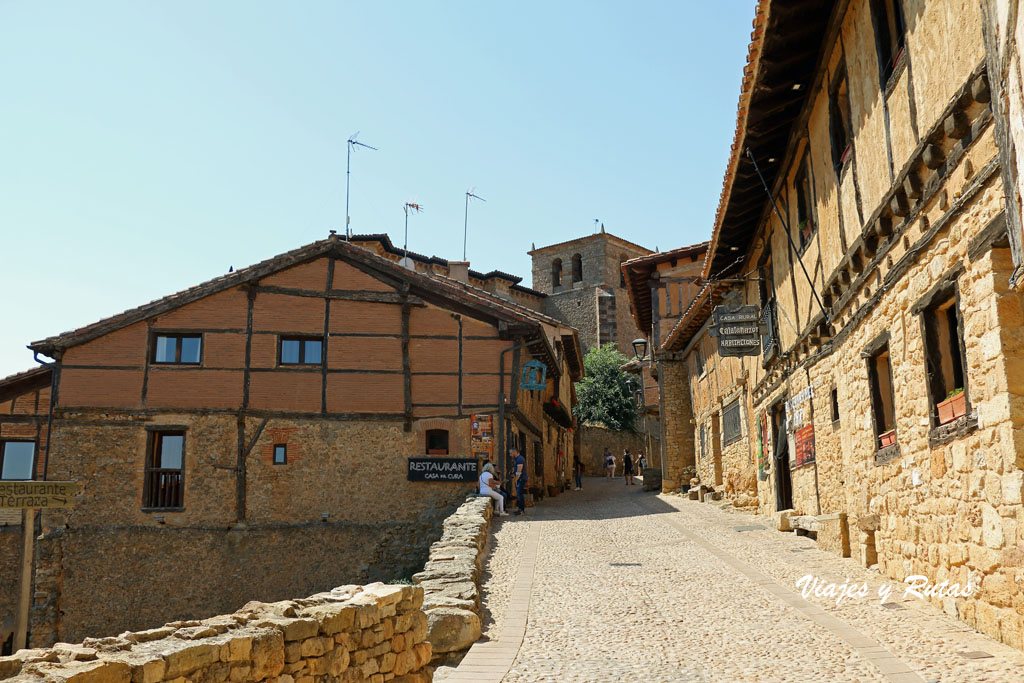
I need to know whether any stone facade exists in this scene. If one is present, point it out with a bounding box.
[654,0,1024,651]
[0,237,582,648]
[0,582,433,683]
[528,231,651,356]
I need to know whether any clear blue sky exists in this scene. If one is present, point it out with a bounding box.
[0,1,754,377]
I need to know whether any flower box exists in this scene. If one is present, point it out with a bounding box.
[426,449,448,455]
[937,391,966,425]
[879,429,896,448]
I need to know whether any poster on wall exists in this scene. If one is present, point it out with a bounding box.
[757,410,770,480]
[471,413,494,462]
[794,425,815,468]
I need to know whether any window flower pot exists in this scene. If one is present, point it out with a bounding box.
[937,391,966,425]
[426,449,448,455]
[879,429,896,448]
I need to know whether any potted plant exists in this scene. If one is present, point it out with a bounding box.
[879,428,896,448]
[799,218,813,243]
[937,387,966,425]
[680,466,696,492]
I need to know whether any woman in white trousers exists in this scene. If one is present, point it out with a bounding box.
[479,463,508,516]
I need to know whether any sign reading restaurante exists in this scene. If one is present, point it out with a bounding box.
[0,481,77,509]
[407,458,478,482]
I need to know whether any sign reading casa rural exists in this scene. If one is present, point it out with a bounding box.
[407,458,478,482]
[709,303,764,357]
[0,481,77,509]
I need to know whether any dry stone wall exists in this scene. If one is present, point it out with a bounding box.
[413,497,492,658]
[0,583,432,683]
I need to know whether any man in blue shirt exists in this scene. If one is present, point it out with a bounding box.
[511,447,527,516]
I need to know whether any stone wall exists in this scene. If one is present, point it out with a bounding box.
[413,497,492,659]
[0,583,432,683]
[542,289,599,352]
[3,414,476,645]
[657,358,694,493]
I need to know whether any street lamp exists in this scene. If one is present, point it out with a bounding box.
[632,338,648,361]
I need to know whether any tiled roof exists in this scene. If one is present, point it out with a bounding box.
[29,236,582,380]
[527,231,652,256]
[0,365,51,402]
[701,0,836,279]
[620,242,709,334]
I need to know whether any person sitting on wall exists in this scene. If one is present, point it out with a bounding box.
[479,463,509,516]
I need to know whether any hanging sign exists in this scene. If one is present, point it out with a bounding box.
[520,359,547,391]
[709,304,765,357]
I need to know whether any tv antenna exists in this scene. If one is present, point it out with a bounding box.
[402,201,424,268]
[463,189,486,260]
[346,132,378,241]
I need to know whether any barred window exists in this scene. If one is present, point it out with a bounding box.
[143,431,184,509]
[722,399,742,446]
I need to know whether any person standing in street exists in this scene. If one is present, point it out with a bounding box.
[637,451,646,476]
[623,448,635,486]
[512,447,527,515]
[573,454,583,490]
[605,448,615,480]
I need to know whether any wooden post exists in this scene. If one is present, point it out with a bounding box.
[14,507,36,651]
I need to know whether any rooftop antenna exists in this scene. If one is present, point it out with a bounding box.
[346,132,378,241]
[402,201,423,269]
[463,189,486,260]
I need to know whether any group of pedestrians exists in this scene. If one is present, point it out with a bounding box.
[604,447,645,485]
[478,447,529,517]
[478,445,646,518]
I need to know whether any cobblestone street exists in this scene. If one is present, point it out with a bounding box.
[437,478,1024,682]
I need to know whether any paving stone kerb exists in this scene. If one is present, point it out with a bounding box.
[413,497,492,656]
[0,583,432,683]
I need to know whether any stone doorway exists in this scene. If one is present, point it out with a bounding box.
[771,400,792,511]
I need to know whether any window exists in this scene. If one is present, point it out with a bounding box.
[866,342,897,450]
[426,429,449,455]
[143,431,185,509]
[153,334,202,364]
[829,73,852,173]
[922,287,968,427]
[795,156,816,251]
[831,387,840,423]
[693,345,704,377]
[722,399,742,446]
[699,424,706,462]
[551,258,562,288]
[571,253,583,283]
[273,444,287,465]
[0,441,35,480]
[534,442,543,478]
[280,337,323,365]
[872,0,906,85]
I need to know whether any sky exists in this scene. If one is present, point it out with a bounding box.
[0,1,754,378]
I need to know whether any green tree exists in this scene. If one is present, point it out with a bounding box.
[573,344,637,431]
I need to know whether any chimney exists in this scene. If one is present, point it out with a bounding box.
[449,261,470,284]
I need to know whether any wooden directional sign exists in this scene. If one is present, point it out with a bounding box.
[0,481,77,509]
[709,304,765,357]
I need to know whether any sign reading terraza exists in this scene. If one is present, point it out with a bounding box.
[0,481,77,509]
[709,303,765,357]
[407,458,478,482]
